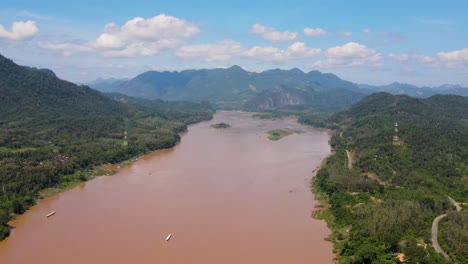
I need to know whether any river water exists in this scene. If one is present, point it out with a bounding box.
[0,111,333,264]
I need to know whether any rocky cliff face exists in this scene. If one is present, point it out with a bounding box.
[245,86,308,109]
[244,85,366,111]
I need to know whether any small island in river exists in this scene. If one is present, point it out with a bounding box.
[211,122,231,129]
[268,128,304,141]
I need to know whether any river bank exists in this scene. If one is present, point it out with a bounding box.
[312,133,458,263]
[0,111,334,264]
[0,111,213,241]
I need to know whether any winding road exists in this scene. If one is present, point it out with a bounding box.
[431,196,462,260]
[431,213,449,259]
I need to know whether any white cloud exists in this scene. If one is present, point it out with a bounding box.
[38,42,92,56]
[244,46,281,60]
[102,39,181,58]
[314,42,381,68]
[244,42,321,62]
[388,53,434,64]
[437,48,468,67]
[303,27,327,37]
[338,30,353,38]
[176,40,242,62]
[0,20,38,41]
[421,56,434,63]
[388,53,409,61]
[363,29,370,34]
[110,15,199,41]
[40,14,200,58]
[400,54,409,61]
[286,42,322,58]
[93,14,199,56]
[95,33,124,49]
[250,24,298,42]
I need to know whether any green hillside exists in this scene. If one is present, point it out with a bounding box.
[90,66,364,109]
[312,92,468,263]
[0,54,214,240]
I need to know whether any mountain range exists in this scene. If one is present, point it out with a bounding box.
[89,66,468,110]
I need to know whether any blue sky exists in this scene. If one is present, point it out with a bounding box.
[0,0,467,86]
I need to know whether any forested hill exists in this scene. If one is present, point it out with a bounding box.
[0,54,214,241]
[0,55,129,124]
[311,92,468,263]
[331,92,467,179]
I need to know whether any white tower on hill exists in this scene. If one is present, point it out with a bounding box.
[393,122,399,142]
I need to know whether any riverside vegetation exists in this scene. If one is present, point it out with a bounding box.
[210,123,231,129]
[247,92,468,263]
[309,93,468,263]
[0,55,214,240]
[267,129,303,141]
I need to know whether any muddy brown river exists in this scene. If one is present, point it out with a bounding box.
[0,111,334,264]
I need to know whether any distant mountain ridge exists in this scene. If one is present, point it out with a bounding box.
[89,66,364,110]
[87,77,129,92]
[358,82,468,98]
[89,66,468,110]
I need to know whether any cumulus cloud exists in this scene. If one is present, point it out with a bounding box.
[338,30,353,38]
[99,15,199,42]
[176,40,242,62]
[244,42,321,62]
[314,42,381,68]
[95,33,123,49]
[437,48,468,67]
[388,53,434,64]
[93,14,199,56]
[303,27,327,37]
[0,20,38,41]
[250,24,298,42]
[40,14,199,58]
[102,39,181,58]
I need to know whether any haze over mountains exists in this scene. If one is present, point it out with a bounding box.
[88,66,468,110]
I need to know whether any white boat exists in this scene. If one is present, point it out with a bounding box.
[46,211,56,218]
[165,234,172,241]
